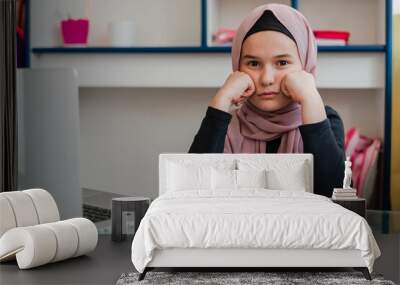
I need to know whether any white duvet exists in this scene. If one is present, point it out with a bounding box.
[131,189,381,273]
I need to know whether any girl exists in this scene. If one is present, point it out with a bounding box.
[189,4,345,198]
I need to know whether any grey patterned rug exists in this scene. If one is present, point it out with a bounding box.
[116,271,396,285]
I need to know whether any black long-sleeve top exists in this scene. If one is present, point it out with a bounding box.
[188,105,346,197]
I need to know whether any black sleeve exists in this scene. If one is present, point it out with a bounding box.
[188,106,232,153]
[299,105,346,197]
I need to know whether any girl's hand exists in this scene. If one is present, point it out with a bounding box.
[209,71,256,112]
[281,70,327,124]
[280,70,319,104]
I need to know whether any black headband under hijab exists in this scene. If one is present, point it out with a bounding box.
[243,10,296,44]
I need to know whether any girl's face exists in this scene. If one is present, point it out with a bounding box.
[239,31,303,112]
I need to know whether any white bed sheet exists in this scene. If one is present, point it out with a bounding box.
[131,189,380,273]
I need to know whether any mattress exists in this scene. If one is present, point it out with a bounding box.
[131,189,380,273]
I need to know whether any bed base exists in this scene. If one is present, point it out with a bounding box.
[137,248,372,281]
[138,266,371,281]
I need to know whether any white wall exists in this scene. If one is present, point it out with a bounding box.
[79,87,215,198]
[17,69,82,219]
[321,88,385,140]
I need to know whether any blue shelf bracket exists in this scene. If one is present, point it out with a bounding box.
[291,0,299,10]
[201,0,208,48]
[383,0,393,211]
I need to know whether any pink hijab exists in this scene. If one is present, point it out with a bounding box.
[224,4,317,154]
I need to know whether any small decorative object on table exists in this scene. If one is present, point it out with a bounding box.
[332,156,358,200]
[331,157,365,217]
[111,197,150,242]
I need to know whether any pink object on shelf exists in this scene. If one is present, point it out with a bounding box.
[212,28,237,44]
[313,30,350,44]
[60,18,89,45]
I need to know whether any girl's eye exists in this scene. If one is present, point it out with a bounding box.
[277,60,289,66]
[247,61,260,67]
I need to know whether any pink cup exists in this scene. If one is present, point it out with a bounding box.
[61,19,89,45]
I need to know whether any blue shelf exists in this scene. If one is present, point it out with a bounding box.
[31,45,386,54]
[318,45,386,52]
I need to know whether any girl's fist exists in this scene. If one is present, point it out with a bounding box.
[280,70,319,104]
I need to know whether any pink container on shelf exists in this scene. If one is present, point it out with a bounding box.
[60,18,89,45]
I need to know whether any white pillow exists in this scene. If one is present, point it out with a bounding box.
[266,168,306,191]
[211,168,237,190]
[166,162,212,191]
[236,169,267,189]
[211,168,267,190]
[237,158,309,192]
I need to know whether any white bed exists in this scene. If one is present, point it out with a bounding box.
[131,153,381,281]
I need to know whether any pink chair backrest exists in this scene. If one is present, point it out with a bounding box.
[345,128,381,197]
